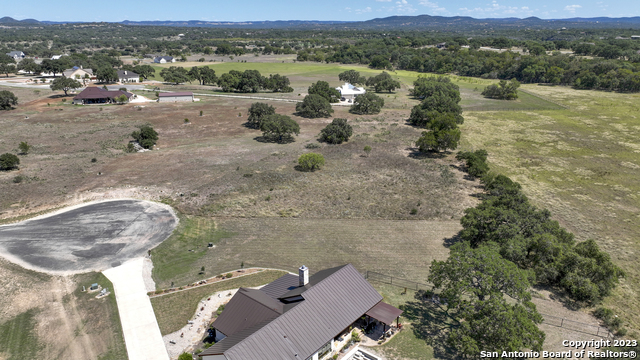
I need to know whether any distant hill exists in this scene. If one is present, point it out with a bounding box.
[0,16,40,24]
[2,15,640,30]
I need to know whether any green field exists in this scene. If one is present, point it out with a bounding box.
[151,270,287,335]
[461,84,640,335]
[0,308,41,360]
[147,62,562,112]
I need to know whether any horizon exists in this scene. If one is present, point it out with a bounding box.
[2,0,638,23]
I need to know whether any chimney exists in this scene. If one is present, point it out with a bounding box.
[299,265,309,287]
[80,65,83,69]
[124,71,127,75]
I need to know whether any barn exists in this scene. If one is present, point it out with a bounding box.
[157,92,194,102]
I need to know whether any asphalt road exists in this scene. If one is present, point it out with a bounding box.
[0,200,177,274]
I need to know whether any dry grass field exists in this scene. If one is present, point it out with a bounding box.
[1,60,637,359]
[461,84,640,337]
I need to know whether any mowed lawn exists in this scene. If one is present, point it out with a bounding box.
[460,84,640,334]
[152,217,459,289]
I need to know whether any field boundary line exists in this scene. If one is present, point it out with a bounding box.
[518,88,570,109]
[149,267,291,298]
[141,89,301,103]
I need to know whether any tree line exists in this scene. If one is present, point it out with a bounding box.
[429,148,625,356]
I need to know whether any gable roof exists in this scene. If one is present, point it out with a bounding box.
[336,83,366,96]
[63,68,94,77]
[201,264,382,360]
[7,51,24,57]
[154,56,174,61]
[73,87,133,100]
[117,70,139,79]
[212,288,285,337]
[260,273,298,299]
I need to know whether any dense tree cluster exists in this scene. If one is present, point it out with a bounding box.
[349,92,384,115]
[296,94,334,118]
[216,70,292,93]
[457,162,624,304]
[410,77,463,152]
[365,72,401,93]
[482,79,520,100]
[307,81,340,103]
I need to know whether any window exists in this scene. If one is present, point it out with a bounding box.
[317,340,332,359]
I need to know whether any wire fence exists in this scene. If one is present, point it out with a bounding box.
[364,270,613,339]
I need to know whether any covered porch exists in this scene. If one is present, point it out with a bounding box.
[359,301,404,346]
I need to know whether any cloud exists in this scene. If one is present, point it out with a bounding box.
[457,1,534,16]
[564,4,582,12]
[419,0,446,13]
[376,0,392,2]
[356,6,373,13]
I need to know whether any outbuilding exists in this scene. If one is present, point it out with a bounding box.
[158,92,194,102]
[336,82,366,102]
[153,56,175,64]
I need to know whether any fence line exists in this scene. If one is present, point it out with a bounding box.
[364,270,613,339]
[140,88,301,103]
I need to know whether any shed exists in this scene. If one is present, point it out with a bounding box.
[90,283,99,290]
[158,92,194,102]
[336,83,366,101]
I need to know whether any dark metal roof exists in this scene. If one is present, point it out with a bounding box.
[158,92,193,97]
[73,87,132,100]
[212,288,283,337]
[365,301,403,326]
[278,264,347,299]
[117,70,139,79]
[260,273,298,299]
[201,264,382,360]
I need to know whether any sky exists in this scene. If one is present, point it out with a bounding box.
[3,0,638,23]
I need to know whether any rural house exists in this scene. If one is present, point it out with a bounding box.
[153,56,175,64]
[336,83,366,102]
[117,70,140,83]
[63,67,95,82]
[51,54,67,60]
[72,87,134,105]
[6,51,25,60]
[199,264,403,360]
[158,92,194,102]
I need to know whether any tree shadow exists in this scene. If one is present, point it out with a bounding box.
[532,284,583,311]
[406,147,448,160]
[443,231,464,248]
[401,290,460,359]
[253,135,296,144]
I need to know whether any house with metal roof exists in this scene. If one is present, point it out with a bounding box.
[6,51,25,60]
[199,264,403,360]
[336,83,366,102]
[153,56,175,64]
[72,87,134,105]
[158,92,194,102]
[63,67,94,82]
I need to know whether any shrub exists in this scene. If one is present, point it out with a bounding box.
[18,141,31,155]
[178,353,193,360]
[225,273,233,278]
[305,143,320,149]
[298,153,325,171]
[296,94,333,118]
[319,118,353,144]
[131,125,158,149]
[363,145,372,157]
[0,153,20,171]
[482,79,520,100]
[12,175,24,183]
[350,92,384,115]
[91,158,97,163]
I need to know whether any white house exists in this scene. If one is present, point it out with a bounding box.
[153,56,175,64]
[51,54,68,60]
[117,70,140,83]
[63,67,95,82]
[336,82,366,102]
[6,51,25,60]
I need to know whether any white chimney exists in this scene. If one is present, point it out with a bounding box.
[299,265,309,287]
[124,71,127,75]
